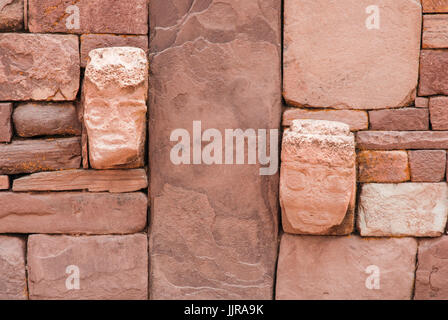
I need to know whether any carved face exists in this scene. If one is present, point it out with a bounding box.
[84,87,147,169]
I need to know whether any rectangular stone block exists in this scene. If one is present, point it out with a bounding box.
[429,96,448,130]
[28,234,148,300]
[282,108,368,131]
[0,103,12,142]
[358,183,448,237]
[0,192,147,234]
[419,50,448,96]
[423,0,448,12]
[0,33,79,101]
[423,15,448,48]
[13,169,148,193]
[28,0,148,34]
[356,131,448,150]
[0,236,26,300]
[409,150,446,182]
[13,103,81,137]
[80,34,148,67]
[0,175,9,190]
[0,137,81,174]
[369,108,429,131]
[357,151,410,183]
[149,0,281,300]
[284,0,421,110]
[276,234,417,300]
[415,236,448,299]
[0,0,23,31]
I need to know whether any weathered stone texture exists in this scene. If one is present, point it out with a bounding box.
[280,120,356,235]
[358,183,448,237]
[0,103,12,142]
[423,15,448,48]
[357,131,448,150]
[429,96,448,130]
[0,236,26,300]
[0,175,9,190]
[357,151,410,183]
[409,150,446,182]
[149,0,281,299]
[369,108,429,131]
[419,50,448,96]
[276,234,417,300]
[0,137,81,174]
[28,234,148,300]
[28,0,148,34]
[415,97,429,108]
[13,103,81,137]
[80,34,148,67]
[283,0,421,110]
[415,236,448,299]
[83,47,147,169]
[282,108,368,131]
[13,169,148,193]
[0,33,79,101]
[0,0,23,31]
[423,0,448,12]
[0,192,147,234]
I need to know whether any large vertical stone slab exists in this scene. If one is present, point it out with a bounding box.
[83,47,148,169]
[28,234,148,300]
[149,0,281,299]
[276,234,417,300]
[280,120,356,235]
[284,0,421,109]
[0,236,27,300]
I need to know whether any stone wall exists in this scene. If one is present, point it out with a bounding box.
[0,0,447,300]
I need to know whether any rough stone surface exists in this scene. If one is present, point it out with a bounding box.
[0,192,147,234]
[409,150,446,182]
[415,97,429,108]
[415,236,448,299]
[0,175,9,190]
[276,234,417,300]
[149,0,281,300]
[28,0,148,34]
[280,120,356,235]
[0,137,81,174]
[423,15,448,48]
[429,96,448,130]
[80,34,148,67]
[419,50,448,96]
[282,108,368,131]
[423,0,448,12]
[358,183,448,237]
[0,103,12,142]
[13,103,81,137]
[357,131,448,150]
[83,47,147,169]
[0,0,23,31]
[284,0,421,110]
[369,108,429,131]
[357,151,410,183]
[0,236,26,300]
[0,33,79,101]
[13,169,148,193]
[28,234,148,300]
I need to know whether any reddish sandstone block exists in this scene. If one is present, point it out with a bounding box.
[80,34,148,67]
[423,0,448,12]
[409,150,446,182]
[0,175,9,190]
[0,236,26,300]
[0,0,23,31]
[0,103,12,142]
[357,131,448,150]
[415,97,429,108]
[0,33,79,101]
[415,236,448,299]
[369,108,429,131]
[282,108,368,131]
[276,234,417,300]
[419,50,448,96]
[423,15,448,48]
[28,0,148,35]
[28,234,148,300]
[357,151,410,183]
[429,96,448,130]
